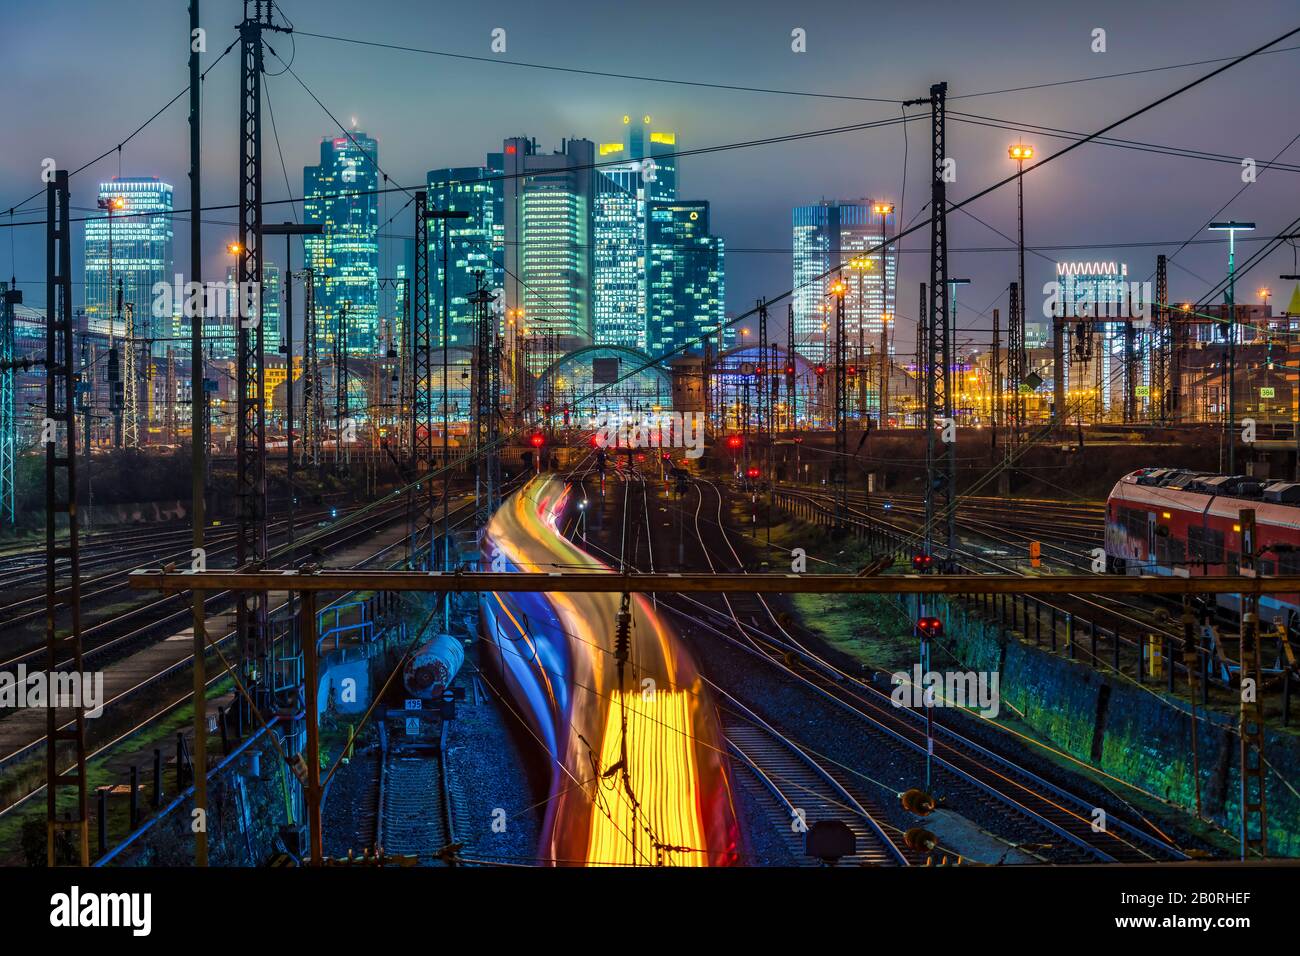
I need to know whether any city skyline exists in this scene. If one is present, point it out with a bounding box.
[6,0,1296,359]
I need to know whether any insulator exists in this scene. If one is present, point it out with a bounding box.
[901,788,937,816]
[904,827,937,852]
[614,592,631,663]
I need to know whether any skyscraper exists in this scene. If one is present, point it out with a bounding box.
[592,116,679,352]
[647,201,724,358]
[84,178,173,351]
[304,132,380,355]
[599,114,678,202]
[593,163,646,351]
[502,137,595,357]
[792,200,896,358]
[427,158,505,349]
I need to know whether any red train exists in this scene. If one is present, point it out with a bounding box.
[1105,468,1300,627]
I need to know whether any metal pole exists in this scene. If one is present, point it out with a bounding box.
[1227,232,1237,474]
[442,215,450,629]
[285,235,294,558]
[302,590,322,864]
[188,0,208,867]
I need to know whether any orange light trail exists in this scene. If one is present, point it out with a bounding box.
[586,688,707,867]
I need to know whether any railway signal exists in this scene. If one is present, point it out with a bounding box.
[912,554,934,573]
[916,616,943,637]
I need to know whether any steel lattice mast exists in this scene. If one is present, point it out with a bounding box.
[470,270,500,528]
[122,302,138,448]
[236,0,286,713]
[916,81,953,558]
[45,169,89,865]
[302,266,323,467]
[0,281,18,527]
[1008,281,1023,445]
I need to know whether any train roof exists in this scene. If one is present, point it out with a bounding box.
[1118,468,1300,505]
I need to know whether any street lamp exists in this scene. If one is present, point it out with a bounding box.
[1208,221,1255,474]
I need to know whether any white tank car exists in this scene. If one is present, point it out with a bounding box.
[402,633,465,700]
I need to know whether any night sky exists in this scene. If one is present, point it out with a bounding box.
[5,0,1298,349]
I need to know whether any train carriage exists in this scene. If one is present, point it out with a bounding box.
[1105,468,1300,628]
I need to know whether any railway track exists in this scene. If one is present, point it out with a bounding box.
[780,484,1190,668]
[0,485,493,794]
[0,499,416,677]
[582,470,1190,863]
[379,746,450,862]
[697,477,1192,862]
[719,698,909,865]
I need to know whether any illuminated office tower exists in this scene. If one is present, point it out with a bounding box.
[84,178,174,352]
[304,132,380,354]
[646,201,724,357]
[599,113,677,203]
[592,116,679,351]
[502,137,595,356]
[593,163,646,351]
[791,200,896,358]
[426,159,505,349]
[1055,260,1132,412]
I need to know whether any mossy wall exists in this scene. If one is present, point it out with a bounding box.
[931,592,1300,858]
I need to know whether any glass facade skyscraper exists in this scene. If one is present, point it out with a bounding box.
[84,178,173,351]
[304,132,380,355]
[427,159,505,349]
[593,164,646,351]
[647,200,724,358]
[502,137,595,353]
[792,200,896,358]
[592,116,680,352]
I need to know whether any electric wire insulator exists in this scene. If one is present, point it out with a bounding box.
[614,593,631,663]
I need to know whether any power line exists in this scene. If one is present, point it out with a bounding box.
[950,43,1300,99]
[1,39,238,218]
[293,29,903,104]
[293,28,1300,108]
[949,111,1300,173]
[0,113,924,230]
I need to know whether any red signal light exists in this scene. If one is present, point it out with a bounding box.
[746,466,761,479]
[911,554,933,572]
[529,433,545,448]
[848,366,857,376]
[917,616,943,637]
[726,435,743,450]
[815,364,826,376]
